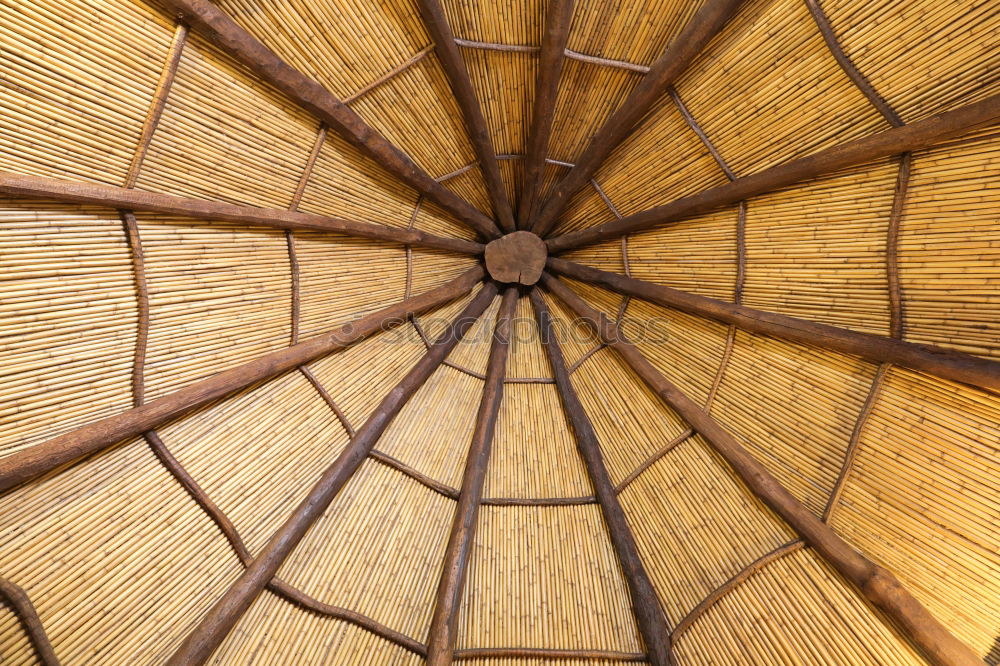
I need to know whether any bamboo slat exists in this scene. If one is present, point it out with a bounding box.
[442,0,546,46]
[672,0,890,177]
[619,434,794,623]
[710,330,879,515]
[456,505,644,652]
[0,0,173,185]
[0,438,243,664]
[0,601,38,666]
[829,367,1000,657]
[411,249,481,303]
[898,129,1000,360]
[537,290,604,367]
[820,0,1000,123]
[0,200,137,458]
[673,548,927,665]
[135,33,319,209]
[136,215,292,401]
[505,294,554,380]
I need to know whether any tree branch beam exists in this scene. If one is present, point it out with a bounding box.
[540,272,985,666]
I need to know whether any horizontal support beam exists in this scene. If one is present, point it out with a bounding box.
[166,282,499,665]
[541,273,984,666]
[546,93,1000,252]
[0,267,485,495]
[158,0,501,239]
[531,0,747,236]
[0,171,483,255]
[548,258,1000,393]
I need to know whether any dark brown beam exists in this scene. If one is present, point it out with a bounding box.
[0,267,485,494]
[517,0,575,228]
[546,93,1000,252]
[166,283,498,665]
[157,0,501,240]
[530,290,673,666]
[0,577,60,666]
[0,171,482,255]
[426,287,518,664]
[530,0,746,236]
[541,273,984,666]
[413,0,516,233]
[547,258,1000,393]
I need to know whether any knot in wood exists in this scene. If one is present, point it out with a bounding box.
[484,231,547,285]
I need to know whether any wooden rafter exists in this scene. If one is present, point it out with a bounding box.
[426,287,518,664]
[0,577,59,666]
[157,0,501,240]
[546,93,1000,253]
[0,268,485,494]
[546,258,1000,393]
[518,0,576,228]
[530,0,747,236]
[415,0,515,232]
[165,283,499,665]
[0,171,482,255]
[530,289,674,666]
[540,272,984,666]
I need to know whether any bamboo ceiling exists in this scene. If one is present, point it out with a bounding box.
[0,0,998,665]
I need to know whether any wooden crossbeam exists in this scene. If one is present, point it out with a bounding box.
[166,282,499,665]
[530,0,747,236]
[546,93,1000,253]
[426,287,518,664]
[546,258,1000,393]
[518,0,575,227]
[0,171,482,255]
[541,273,984,666]
[157,0,501,239]
[0,268,485,494]
[416,0,516,232]
[530,289,674,666]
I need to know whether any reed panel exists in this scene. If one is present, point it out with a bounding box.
[463,49,537,157]
[674,548,926,665]
[742,160,897,336]
[485,383,594,499]
[620,435,795,623]
[821,0,1000,122]
[0,438,242,664]
[157,370,349,555]
[440,165,496,220]
[568,0,707,65]
[623,300,730,407]
[829,367,1000,656]
[507,295,554,380]
[0,602,35,666]
[135,33,319,208]
[562,238,626,274]
[899,130,1000,360]
[295,232,406,340]
[446,292,502,376]
[375,366,482,488]
[0,0,173,185]
[277,460,455,641]
[673,0,890,176]
[443,0,546,45]
[711,330,879,515]
[414,198,480,241]
[213,590,422,665]
[539,290,604,368]
[0,201,136,457]
[215,0,429,100]
[562,278,627,321]
[629,206,738,301]
[137,216,292,401]
[411,249,480,301]
[457,505,643,651]
[572,348,688,485]
[497,157,525,215]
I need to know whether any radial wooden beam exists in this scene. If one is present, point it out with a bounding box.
[517,0,575,228]
[530,289,674,666]
[157,0,501,240]
[0,171,482,255]
[547,258,1000,393]
[415,0,515,233]
[0,577,60,666]
[166,282,499,666]
[530,0,747,236]
[426,287,518,664]
[540,273,985,666]
[546,93,1000,252]
[0,267,485,494]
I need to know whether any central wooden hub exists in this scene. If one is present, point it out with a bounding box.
[484,231,547,285]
